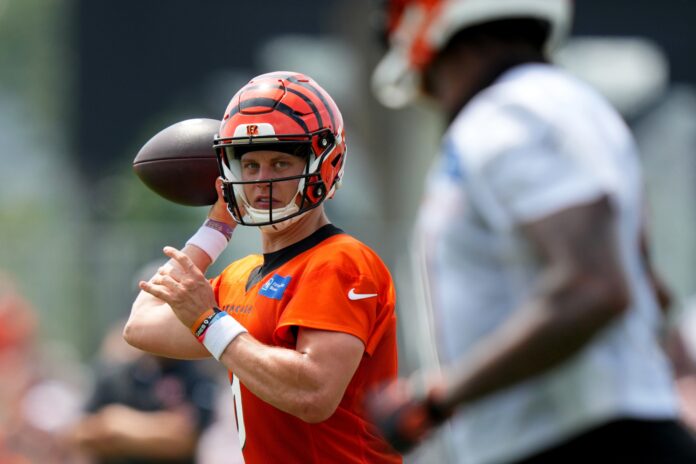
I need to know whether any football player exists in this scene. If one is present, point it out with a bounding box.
[124,72,402,464]
[367,1,696,463]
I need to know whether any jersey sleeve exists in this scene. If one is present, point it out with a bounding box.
[274,248,394,356]
[457,104,607,230]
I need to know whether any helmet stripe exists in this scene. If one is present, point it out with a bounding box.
[241,83,285,92]
[228,97,309,133]
[287,77,337,130]
[286,87,323,129]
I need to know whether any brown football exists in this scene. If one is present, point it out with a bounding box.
[133,118,221,206]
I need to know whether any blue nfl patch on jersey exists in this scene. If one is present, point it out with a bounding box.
[259,274,292,300]
[441,138,466,181]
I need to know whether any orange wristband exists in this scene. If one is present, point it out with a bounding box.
[191,307,219,338]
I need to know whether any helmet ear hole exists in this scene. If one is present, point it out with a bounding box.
[304,175,325,204]
[312,131,335,157]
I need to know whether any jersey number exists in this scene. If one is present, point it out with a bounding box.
[232,374,246,448]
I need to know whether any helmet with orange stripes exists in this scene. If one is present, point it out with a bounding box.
[214,71,346,228]
[373,0,573,108]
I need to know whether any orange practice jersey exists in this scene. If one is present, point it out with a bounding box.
[210,226,402,464]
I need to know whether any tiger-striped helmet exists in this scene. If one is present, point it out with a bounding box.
[214,71,346,228]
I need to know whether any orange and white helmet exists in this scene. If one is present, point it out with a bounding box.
[373,0,574,108]
[214,71,346,228]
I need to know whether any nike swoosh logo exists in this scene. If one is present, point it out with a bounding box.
[348,288,378,301]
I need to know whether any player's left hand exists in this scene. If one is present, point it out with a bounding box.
[139,246,217,328]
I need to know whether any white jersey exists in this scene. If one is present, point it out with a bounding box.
[417,64,678,464]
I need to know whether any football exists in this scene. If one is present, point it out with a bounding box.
[133,118,221,206]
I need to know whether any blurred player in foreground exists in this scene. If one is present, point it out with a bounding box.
[367,0,696,462]
[124,72,401,463]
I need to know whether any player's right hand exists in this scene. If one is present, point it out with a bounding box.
[365,377,451,454]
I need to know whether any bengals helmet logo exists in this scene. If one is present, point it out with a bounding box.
[246,124,259,136]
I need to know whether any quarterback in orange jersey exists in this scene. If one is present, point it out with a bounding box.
[124,72,402,464]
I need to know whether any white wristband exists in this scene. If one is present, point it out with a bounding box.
[186,224,229,262]
[203,312,248,360]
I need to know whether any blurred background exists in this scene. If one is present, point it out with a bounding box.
[1,0,695,462]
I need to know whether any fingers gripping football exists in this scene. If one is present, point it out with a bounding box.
[139,246,217,328]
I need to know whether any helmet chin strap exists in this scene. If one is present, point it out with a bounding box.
[257,210,306,232]
[236,188,303,228]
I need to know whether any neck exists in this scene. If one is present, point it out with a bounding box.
[260,208,330,253]
[434,42,546,119]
